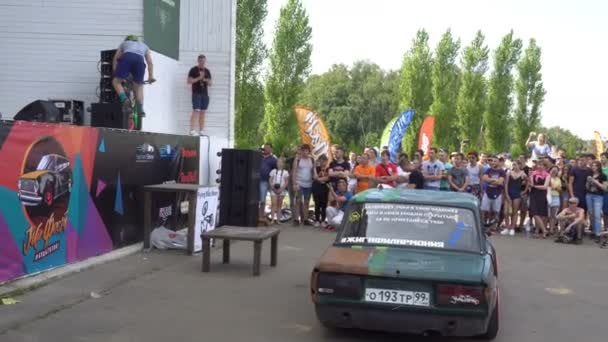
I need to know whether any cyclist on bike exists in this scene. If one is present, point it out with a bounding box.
[112,35,155,117]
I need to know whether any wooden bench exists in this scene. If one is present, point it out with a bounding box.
[201,226,280,276]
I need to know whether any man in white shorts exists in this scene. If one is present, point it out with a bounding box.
[481,155,506,226]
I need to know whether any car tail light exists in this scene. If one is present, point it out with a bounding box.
[316,273,363,300]
[436,284,485,307]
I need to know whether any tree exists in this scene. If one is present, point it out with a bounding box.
[399,29,434,154]
[430,30,461,151]
[513,39,546,154]
[456,31,489,152]
[262,0,312,152]
[235,0,268,148]
[484,31,522,152]
[299,61,400,152]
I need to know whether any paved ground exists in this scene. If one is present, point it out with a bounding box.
[1,227,608,342]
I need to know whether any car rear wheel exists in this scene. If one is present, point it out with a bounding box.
[476,300,499,340]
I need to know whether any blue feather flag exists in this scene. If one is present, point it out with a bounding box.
[387,109,415,162]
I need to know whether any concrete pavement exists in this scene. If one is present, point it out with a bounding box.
[1,227,608,342]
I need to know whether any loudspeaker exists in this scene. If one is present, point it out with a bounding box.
[219,149,262,227]
[90,102,128,129]
[13,100,61,123]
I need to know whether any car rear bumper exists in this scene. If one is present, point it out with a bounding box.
[315,304,488,337]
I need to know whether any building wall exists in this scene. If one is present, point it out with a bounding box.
[0,0,235,147]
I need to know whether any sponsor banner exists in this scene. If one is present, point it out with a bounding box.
[0,120,199,283]
[388,109,415,162]
[594,131,604,159]
[418,116,435,160]
[194,186,219,252]
[294,106,332,162]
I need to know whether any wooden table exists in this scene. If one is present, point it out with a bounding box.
[201,226,280,276]
[142,183,200,255]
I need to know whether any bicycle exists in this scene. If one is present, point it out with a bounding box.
[121,77,155,131]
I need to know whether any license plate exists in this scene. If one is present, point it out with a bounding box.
[365,288,430,307]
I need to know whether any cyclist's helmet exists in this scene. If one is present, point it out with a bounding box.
[124,35,139,42]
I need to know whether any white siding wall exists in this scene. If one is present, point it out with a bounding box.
[0,0,235,147]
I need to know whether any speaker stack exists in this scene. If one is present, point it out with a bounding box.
[90,49,128,129]
[48,99,84,125]
[218,149,262,227]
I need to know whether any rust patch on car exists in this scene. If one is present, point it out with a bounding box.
[316,247,372,275]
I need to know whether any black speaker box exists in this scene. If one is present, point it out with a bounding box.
[48,99,84,125]
[90,102,128,129]
[219,149,262,226]
[13,100,61,123]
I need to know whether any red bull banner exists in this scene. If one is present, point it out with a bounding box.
[295,106,332,161]
[418,116,435,160]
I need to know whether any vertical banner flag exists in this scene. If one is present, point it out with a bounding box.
[418,116,435,160]
[294,106,332,161]
[194,186,219,252]
[594,131,604,159]
[388,109,415,162]
[380,116,398,149]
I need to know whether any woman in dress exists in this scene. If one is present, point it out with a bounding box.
[502,160,526,235]
[529,160,551,238]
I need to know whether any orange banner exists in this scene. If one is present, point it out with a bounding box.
[594,131,604,159]
[294,106,332,161]
[418,116,435,160]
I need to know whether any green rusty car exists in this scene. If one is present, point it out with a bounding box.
[310,188,499,339]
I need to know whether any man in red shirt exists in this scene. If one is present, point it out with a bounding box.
[375,150,398,187]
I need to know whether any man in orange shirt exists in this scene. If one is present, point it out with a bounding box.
[354,153,376,193]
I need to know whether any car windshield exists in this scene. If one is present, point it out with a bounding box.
[36,155,56,171]
[337,202,480,252]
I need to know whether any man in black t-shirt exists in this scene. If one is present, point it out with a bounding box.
[569,155,593,212]
[329,145,351,190]
[187,54,212,136]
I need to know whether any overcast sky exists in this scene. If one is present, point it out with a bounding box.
[263,0,607,140]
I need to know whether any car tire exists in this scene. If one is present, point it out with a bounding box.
[43,184,54,207]
[476,300,499,340]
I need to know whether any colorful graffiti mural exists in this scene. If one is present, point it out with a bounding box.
[0,120,199,283]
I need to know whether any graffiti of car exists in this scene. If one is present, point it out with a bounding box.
[18,154,72,207]
[310,188,499,339]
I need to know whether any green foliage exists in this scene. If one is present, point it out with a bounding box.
[513,39,546,154]
[399,29,434,155]
[456,31,489,151]
[484,31,522,153]
[263,0,312,153]
[542,126,585,158]
[299,61,399,152]
[430,30,461,151]
[235,0,268,148]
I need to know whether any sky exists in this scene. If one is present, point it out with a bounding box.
[263,0,608,140]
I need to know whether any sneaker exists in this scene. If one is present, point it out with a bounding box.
[199,130,205,136]
[509,229,515,236]
[313,221,320,228]
[321,222,328,229]
[139,111,146,118]
[500,229,510,236]
[190,130,198,136]
[600,241,608,249]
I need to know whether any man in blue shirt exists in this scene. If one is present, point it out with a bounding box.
[259,143,277,222]
[112,35,156,117]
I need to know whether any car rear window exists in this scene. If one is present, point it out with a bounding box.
[337,202,480,252]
